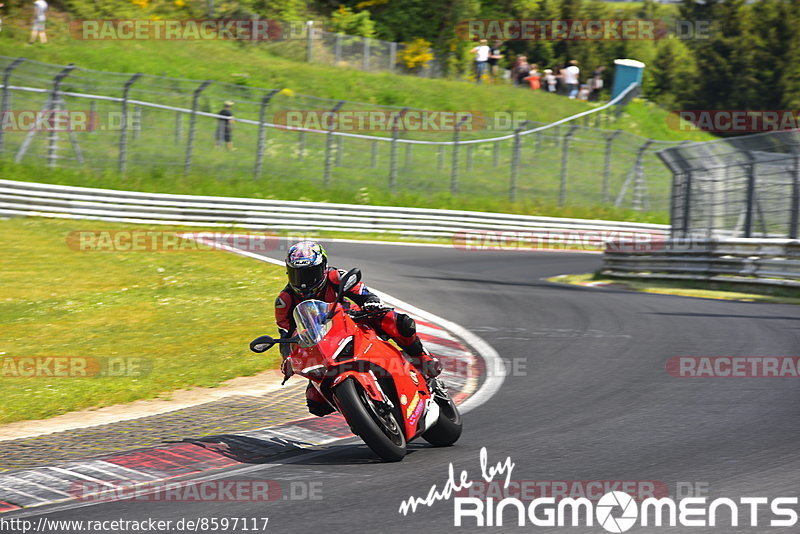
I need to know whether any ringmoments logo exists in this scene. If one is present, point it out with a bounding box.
[398,448,800,530]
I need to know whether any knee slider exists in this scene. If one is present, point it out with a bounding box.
[396,313,417,338]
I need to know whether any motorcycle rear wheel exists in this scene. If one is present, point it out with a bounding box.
[334,378,407,462]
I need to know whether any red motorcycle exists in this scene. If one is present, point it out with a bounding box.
[250,269,462,461]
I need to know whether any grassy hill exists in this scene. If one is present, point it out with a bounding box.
[0,9,711,224]
[0,17,710,142]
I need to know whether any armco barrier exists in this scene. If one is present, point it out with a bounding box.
[602,238,800,288]
[0,179,668,240]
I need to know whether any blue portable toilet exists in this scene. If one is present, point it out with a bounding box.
[611,59,645,100]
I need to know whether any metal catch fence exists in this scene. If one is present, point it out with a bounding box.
[0,56,678,215]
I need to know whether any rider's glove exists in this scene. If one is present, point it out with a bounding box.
[362,297,383,311]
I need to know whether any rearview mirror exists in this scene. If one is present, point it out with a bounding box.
[250,335,276,353]
[338,268,362,299]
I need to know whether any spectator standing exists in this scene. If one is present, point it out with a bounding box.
[564,60,580,99]
[523,64,541,90]
[553,65,564,94]
[588,65,605,102]
[471,39,490,84]
[215,100,235,151]
[512,55,530,86]
[543,69,557,93]
[0,4,6,33]
[28,0,47,44]
[487,40,504,82]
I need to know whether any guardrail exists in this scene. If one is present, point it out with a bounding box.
[0,179,668,240]
[602,238,800,288]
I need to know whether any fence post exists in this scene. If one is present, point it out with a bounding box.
[389,42,397,72]
[335,33,342,64]
[602,130,622,203]
[389,107,407,193]
[371,140,378,168]
[324,100,345,186]
[336,136,344,166]
[493,141,500,167]
[306,21,314,63]
[510,120,528,202]
[47,65,76,169]
[132,105,142,141]
[174,111,183,144]
[632,139,655,211]
[183,80,211,176]
[743,155,756,238]
[405,143,412,167]
[0,58,25,156]
[253,88,280,180]
[791,153,800,239]
[118,72,142,176]
[363,38,370,71]
[681,169,693,238]
[437,145,444,170]
[558,124,579,207]
[451,116,469,195]
[298,131,306,161]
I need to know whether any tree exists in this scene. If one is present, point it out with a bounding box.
[330,5,377,38]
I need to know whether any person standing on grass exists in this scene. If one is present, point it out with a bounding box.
[589,65,605,102]
[215,100,235,151]
[29,0,48,44]
[544,69,557,93]
[564,59,580,99]
[512,55,530,86]
[523,64,541,91]
[471,39,490,84]
[487,40,504,82]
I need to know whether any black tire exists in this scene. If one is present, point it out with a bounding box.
[334,378,406,462]
[422,394,463,447]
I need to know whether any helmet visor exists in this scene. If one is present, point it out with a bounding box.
[288,263,326,294]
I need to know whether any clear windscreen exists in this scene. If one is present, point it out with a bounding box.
[293,300,332,347]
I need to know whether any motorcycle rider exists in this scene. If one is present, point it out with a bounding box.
[276,241,442,417]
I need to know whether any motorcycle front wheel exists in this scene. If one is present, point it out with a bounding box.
[421,390,462,447]
[334,378,407,462]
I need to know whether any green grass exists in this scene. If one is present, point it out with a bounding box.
[549,273,800,305]
[0,217,286,424]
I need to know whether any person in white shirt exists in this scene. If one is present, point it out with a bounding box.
[544,69,557,93]
[564,59,580,99]
[29,0,48,44]
[471,39,490,84]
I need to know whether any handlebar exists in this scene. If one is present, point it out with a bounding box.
[346,306,394,321]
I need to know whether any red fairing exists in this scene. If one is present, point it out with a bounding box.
[289,304,432,441]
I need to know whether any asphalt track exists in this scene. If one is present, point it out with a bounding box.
[9,243,800,533]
